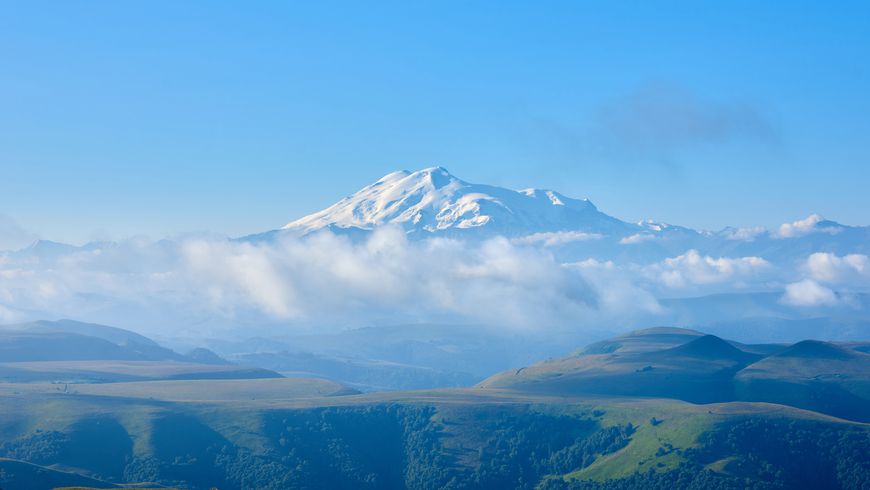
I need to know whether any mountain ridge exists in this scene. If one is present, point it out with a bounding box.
[278,166,635,239]
[233,167,870,265]
[6,167,870,267]
[478,327,870,421]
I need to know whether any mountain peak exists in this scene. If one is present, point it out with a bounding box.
[663,334,758,362]
[775,340,857,360]
[418,165,451,175]
[279,167,631,238]
[404,166,461,189]
[377,166,455,185]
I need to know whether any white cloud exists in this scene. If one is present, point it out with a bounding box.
[0,229,650,334]
[646,250,771,288]
[182,239,302,318]
[805,252,869,284]
[565,259,663,316]
[721,226,766,241]
[619,233,655,245]
[566,258,616,270]
[781,279,839,307]
[1,229,865,337]
[775,214,841,239]
[513,231,602,247]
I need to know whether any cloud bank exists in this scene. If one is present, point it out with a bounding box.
[1,231,867,336]
[0,229,656,333]
[775,214,842,239]
[779,252,870,307]
[645,250,771,289]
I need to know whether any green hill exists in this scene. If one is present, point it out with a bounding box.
[0,387,865,489]
[0,326,865,489]
[478,328,870,422]
[0,320,185,362]
[0,320,284,383]
[735,340,870,422]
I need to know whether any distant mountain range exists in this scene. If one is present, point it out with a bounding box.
[245,166,870,264]
[5,167,868,265]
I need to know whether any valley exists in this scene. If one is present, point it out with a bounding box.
[0,321,866,489]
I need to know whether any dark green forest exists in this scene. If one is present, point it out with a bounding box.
[1,405,867,490]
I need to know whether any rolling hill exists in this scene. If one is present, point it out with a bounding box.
[479,327,870,422]
[0,322,865,489]
[0,320,185,362]
[735,340,870,422]
[0,320,283,383]
[0,383,865,489]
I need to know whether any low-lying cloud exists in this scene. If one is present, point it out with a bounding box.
[779,252,870,307]
[805,252,869,284]
[0,229,656,334]
[775,214,842,239]
[513,231,602,247]
[645,250,771,289]
[782,279,839,307]
[1,230,866,336]
[619,233,656,245]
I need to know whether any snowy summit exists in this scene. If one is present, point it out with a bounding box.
[281,167,631,238]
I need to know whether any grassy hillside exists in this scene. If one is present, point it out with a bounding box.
[0,360,282,383]
[0,320,185,362]
[479,327,870,422]
[735,340,870,421]
[0,325,865,489]
[0,382,865,489]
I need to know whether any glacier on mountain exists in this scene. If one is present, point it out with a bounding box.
[279,167,635,238]
[245,166,870,265]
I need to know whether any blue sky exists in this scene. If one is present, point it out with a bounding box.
[1,1,869,244]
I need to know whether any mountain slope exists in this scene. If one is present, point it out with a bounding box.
[238,166,870,267]
[0,320,286,382]
[734,340,870,421]
[276,167,636,238]
[0,320,185,362]
[478,328,762,403]
[479,327,870,420]
[0,384,866,490]
[11,168,867,269]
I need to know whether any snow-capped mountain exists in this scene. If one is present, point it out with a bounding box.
[7,167,867,267]
[240,166,870,265]
[279,167,635,238]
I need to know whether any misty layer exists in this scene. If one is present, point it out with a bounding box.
[1,227,867,335]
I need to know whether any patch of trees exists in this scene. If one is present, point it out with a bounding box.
[0,429,68,464]
[690,418,869,490]
[2,408,864,490]
[541,418,870,490]
[457,412,631,490]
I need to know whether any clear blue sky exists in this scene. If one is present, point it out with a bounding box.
[1,1,868,244]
